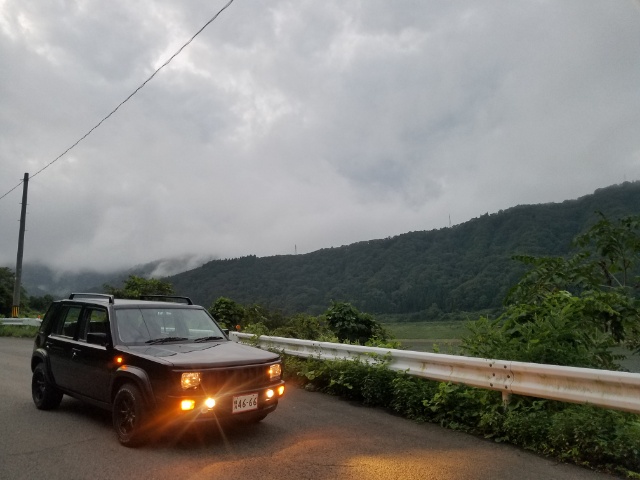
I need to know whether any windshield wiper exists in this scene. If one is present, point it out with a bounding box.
[145,336,188,345]
[193,336,225,343]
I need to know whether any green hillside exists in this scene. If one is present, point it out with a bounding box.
[168,181,640,317]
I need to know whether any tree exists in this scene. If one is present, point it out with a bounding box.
[573,212,640,288]
[0,267,27,317]
[29,294,54,314]
[324,301,390,344]
[0,267,15,317]
[243,304,288,331]
[103,275,174,299]
[209,297,245,329]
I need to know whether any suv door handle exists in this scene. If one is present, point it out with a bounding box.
[72,348,81,359]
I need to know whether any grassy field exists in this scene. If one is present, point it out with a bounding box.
[383,321,468,353]
[613,346,640,373]
[384,320,640,372]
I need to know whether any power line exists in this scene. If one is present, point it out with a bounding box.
[0,0,235,202]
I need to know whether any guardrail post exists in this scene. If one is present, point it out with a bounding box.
[502,391,512,409]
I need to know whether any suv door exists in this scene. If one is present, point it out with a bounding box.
[68,307,113,403]
[47,304,83,390]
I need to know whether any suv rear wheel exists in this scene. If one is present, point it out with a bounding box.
[31,363,63,410]
[113,383,148,447]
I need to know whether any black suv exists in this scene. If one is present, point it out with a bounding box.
[31,294,284,446]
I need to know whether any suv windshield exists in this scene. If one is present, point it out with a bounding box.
[115,307,225,345]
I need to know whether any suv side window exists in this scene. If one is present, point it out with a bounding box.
[54,305,83,338]
[79,308,109,341]
[39,303,59,334]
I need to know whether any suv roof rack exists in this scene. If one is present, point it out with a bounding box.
[69,293,115,304]
[139,295,193,305]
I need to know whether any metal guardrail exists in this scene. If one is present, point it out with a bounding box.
[0,318,41,327]
[230,332,640,415]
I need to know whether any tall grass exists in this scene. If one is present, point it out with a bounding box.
[0,325,38,338]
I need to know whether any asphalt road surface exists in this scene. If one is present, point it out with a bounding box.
[0,337,619,480]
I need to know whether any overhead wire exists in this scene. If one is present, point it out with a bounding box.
[0,0,235,202]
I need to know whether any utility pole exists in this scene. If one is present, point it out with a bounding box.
[12,173,29,318]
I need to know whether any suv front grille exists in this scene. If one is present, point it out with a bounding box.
[202,365,268,394]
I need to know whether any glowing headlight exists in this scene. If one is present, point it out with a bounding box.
[268,363,282,380]
[181,372,201,390]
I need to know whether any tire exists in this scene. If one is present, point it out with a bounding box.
[112,383,148,447]
[31,363,63,410]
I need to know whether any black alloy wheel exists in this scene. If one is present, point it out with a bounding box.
[31,363,63,410]
[113,383,148,447]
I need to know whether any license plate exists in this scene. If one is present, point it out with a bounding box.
[232,393,258,413]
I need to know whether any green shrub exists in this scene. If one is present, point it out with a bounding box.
[389,373,437,421]
[461,291,622,370]
[545,406,640,474]
[272,313,335,341]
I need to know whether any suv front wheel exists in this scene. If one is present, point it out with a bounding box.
[113,383,149,447]
[31,363,63,410]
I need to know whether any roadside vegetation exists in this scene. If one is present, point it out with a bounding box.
[0,325,38,338]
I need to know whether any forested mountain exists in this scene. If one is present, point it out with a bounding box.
[167,182,640,318]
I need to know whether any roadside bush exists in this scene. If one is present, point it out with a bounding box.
[272,313,335,341]
[497,398,557,450]
[461,291,622,370]
[545,405,640,473]
[389,373,437,421]
[325,301,392,344]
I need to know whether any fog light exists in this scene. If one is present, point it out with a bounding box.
[266,389,275,399]
[181,399,195,411]
[278,385,285,396]
[205,397,216,409]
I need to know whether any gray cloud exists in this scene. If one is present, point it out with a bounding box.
[1,0,640,274]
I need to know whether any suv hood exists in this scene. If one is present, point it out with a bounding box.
[123,340,280,368]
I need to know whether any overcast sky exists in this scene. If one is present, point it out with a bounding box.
[1,0,640,275]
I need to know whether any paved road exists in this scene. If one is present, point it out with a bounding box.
[0,337,618,480]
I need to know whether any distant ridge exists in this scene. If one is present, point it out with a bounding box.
[17,255,213,298]
[167,181,640,316]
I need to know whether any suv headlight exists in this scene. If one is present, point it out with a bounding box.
[181,372,201,389]
[268,363,282,381]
